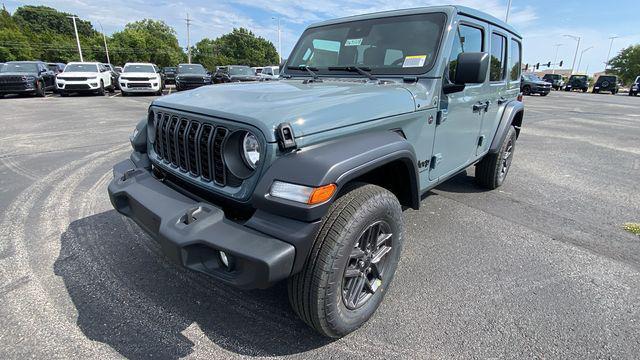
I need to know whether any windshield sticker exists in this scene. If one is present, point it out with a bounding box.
[402,55,427,68]
[345,38,363,46]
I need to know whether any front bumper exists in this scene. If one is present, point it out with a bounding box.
[175,81,209,90]
[56,80,101,91]
[120,81,161,93]
[108,159,296,289]
[0,83,35,93]
[531,86,551,94]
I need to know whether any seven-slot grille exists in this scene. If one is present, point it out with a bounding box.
[153,112,228,186]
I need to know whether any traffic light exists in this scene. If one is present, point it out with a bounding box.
[535,63,540,70]
[524,63,529,71]
[559,60,563,67]
[546,62,551,67]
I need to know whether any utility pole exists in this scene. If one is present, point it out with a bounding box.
[604,36,619,70]
[185,13,192,64]
[272,17,282,64]
[564,34,581,75]
[67,16,83,62]
[576,46,593,74]
[98,22,110,64]
[552,43,563,74]
[505,0,513,22]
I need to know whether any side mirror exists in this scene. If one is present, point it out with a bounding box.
[443,52,489,94]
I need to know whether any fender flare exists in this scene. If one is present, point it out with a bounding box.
[252,131,420,222]
[489,100,524,153]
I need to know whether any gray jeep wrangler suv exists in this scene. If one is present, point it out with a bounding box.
[108,6,524,338]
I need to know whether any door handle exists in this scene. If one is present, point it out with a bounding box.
[497,96,508,104]
[473,101,491,113]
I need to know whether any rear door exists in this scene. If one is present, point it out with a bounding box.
[430,17,487,180]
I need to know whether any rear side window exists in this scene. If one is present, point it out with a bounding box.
[490,33,507,82]
[509,39,521,81]
[448,24,483,82]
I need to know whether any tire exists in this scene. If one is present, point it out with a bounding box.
[96,81,105,96]
[108,82,115,94]
[475,126,517,190]
[35,80,45,97]
[582,88,587,93]
[540,93,548,97]
[121,91,128,97]
[59,92,68,97]
[287,184,404,338]
[522,86,531,95]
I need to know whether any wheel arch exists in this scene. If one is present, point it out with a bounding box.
[252,131,420,222]
[489,100,524,153]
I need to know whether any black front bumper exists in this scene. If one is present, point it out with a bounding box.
[108,159,297,289]
[176,82,209,90]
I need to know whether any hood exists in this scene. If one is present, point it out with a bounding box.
[59,72,99,78]
[151,79,417,142]
[120,72,158,78]
[0,72,37,77]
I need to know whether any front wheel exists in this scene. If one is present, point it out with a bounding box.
[35,80,45,97]
[288,184,404,338]
[475,126,517,190]
[96,81,105,96]
[522,86,531,95]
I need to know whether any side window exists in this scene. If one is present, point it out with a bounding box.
[509,39,521,81]
[448,24,483,82]
[490,33,507,82]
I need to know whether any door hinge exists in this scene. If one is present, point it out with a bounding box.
[430,153,443,169]
[276,122,296,151]
[436,109,448,125]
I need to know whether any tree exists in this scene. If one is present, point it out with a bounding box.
[609,45,640,85]
[109,19,185,67]
[193,28,278,70]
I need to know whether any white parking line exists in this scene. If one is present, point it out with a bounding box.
[109,93,121,98]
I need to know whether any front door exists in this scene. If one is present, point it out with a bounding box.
[430,19,487,181]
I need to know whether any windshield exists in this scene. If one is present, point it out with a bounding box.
[287,13,446,76]
[597,76,616,82]
[65,63,98,72]
[228,67,254,76]
[1,63,38,73]
[163,67,176,73]
[545,74,561,80]
[524,74,541,81]
[177,64,206,74]
[47,64,60,71]
[123,64,155,73]
[571,75,587,81]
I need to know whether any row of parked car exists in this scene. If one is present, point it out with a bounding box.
[519,72,637,97]
[0,61,280,98]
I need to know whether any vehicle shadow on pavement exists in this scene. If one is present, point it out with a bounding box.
[54,210,333,359]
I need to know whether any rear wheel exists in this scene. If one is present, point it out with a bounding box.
[288,184,404,338]
[96,81,105,96]
[522,86,531,95]
[475,126,517,190]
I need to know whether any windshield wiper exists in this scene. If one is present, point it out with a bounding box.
[328,66,377,81]
[287,65,320,80]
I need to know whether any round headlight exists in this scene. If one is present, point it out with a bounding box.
[242,132,260,169]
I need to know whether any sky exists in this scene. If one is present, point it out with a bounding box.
[5,0,640,75]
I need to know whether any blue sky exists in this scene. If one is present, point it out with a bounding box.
[5,0,640,74]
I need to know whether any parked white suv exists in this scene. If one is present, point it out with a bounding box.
[56,62,114,96]
[257,65,280,79]
[119,63,163,96]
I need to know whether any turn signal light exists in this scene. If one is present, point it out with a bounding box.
[269,181,337,205]
[308,184,337,205]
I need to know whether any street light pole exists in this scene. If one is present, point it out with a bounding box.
[272,17,282,64]
[98,22,110,64]
[505,0,512,22]
[576,46,593,74]
[185,13,192,64]
[67,16,83,62]
[552,43,563,74]
[564,34,581,75]
[604,36,619,70]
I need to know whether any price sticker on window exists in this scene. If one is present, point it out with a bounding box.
[345,38,363,46]
[402,55,427,68]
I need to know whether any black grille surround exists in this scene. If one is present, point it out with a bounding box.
[149,109,256,194]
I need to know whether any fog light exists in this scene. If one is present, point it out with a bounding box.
[90,83,98,87]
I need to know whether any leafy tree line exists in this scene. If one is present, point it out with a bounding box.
[608,45,640,85]
[0,5,278,69]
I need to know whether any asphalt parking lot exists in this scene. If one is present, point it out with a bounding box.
[1,90,639,359]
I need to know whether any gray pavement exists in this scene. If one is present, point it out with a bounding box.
[0,90,639,359]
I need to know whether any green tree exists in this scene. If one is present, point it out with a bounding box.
[609,45,640,85]
[109,19,185,67]
[193,28,278,70]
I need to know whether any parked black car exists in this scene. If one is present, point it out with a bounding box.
[564,75,588,92]
[47,62,66,74]
[629,76,639,96]
[542,74,564,90]
[175,63,212,91]
[213,65,261,83]
[0,61,56,97]
[592,75,619,94]
[520,73,551,96]
[102,63,121,90]
[162,67,177,85]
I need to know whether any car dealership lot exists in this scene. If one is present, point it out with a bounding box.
[0,91,639,359]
